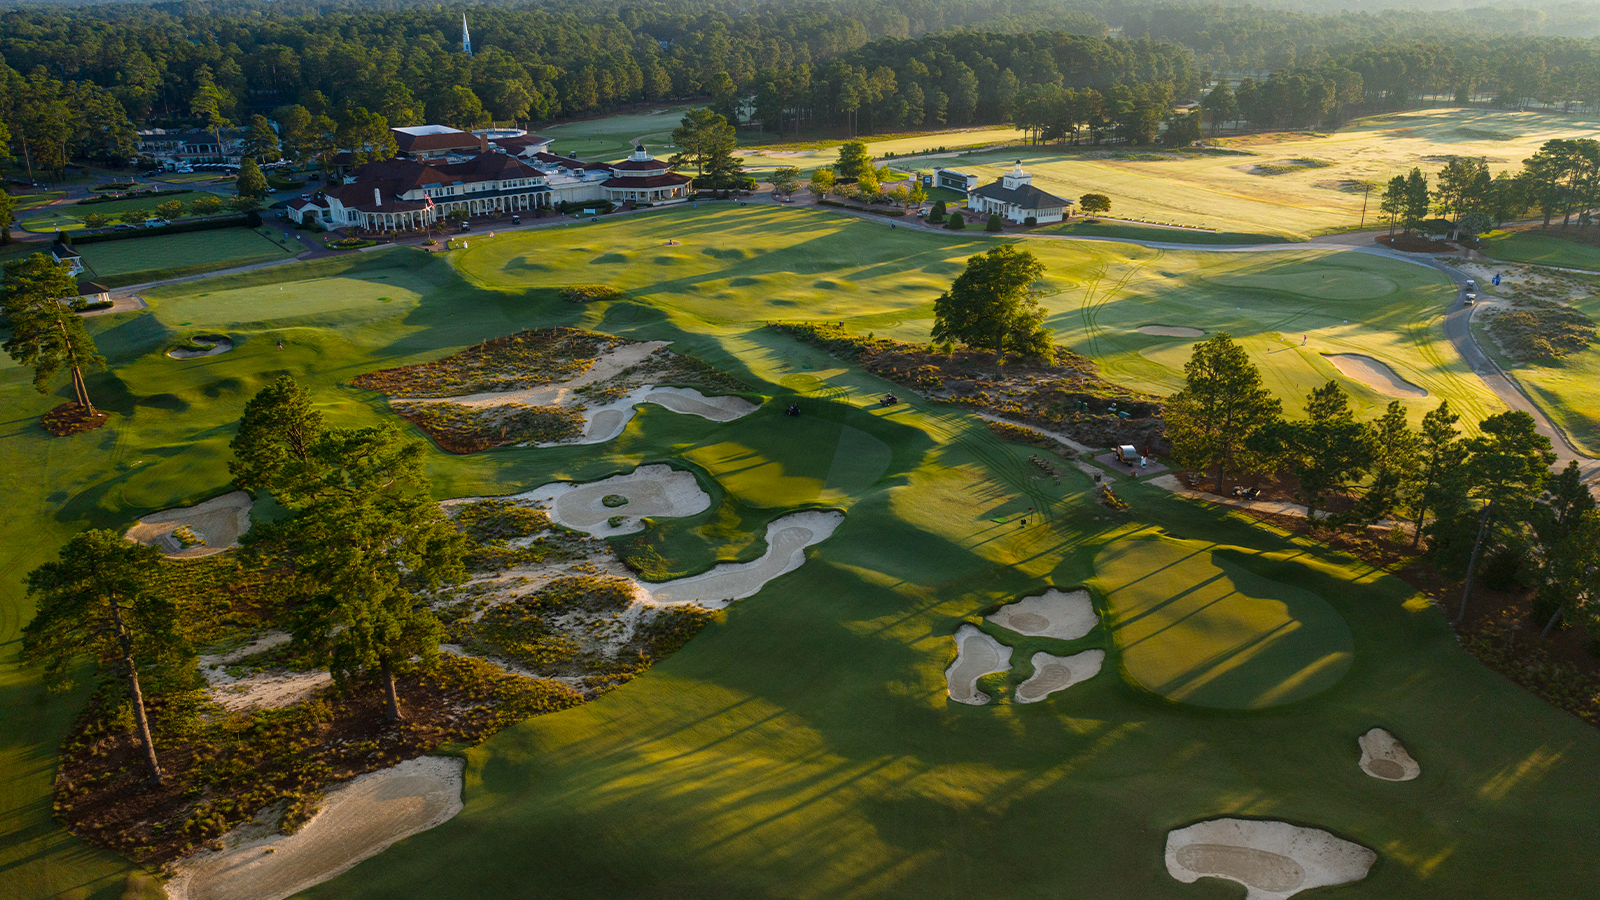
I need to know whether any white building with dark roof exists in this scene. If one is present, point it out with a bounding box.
[314,152,554,230]
[602,145,692,205]
[966,161,1071,224]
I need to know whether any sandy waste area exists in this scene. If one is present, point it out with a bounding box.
[515,464,711,537]
[1165,818,1376,900]
[1137,325,1204,338]
[125,491,253,558]
[404,340,756,446]
[168,336,235,359]
[1323,354,1427,399]
[197,631,331,712]
[1358,727,1420,781]
[164,756,464,900]
[643,510,843,608]
[987,589,1099,640]
[1015,649,1104,703]
[944,624,1013,705]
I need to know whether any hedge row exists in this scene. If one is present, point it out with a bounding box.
[817,199,907,217]
[77,188,191,206]
[71,215,255,244]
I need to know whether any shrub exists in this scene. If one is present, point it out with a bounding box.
[1024,216,1037,226]
[985,213,1003,232]
[602,494,629,508]
[927,199,946,224]
[71,215,252,244]
[558,199,615,215]
[560,284,625,303]
[945,212,965,230]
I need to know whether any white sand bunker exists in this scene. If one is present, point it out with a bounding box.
[125,491,252,558]
[518,464,711,537]
[987,589,1099,640]
[197,632,331,712]
[1166,819,1376,900]
[1358,727,1420,781]
[1015,649,1104,703]
[643,510,842,608]
[1324,354,1427,399]
[165,756,464,900]
[1138,325,1204,338]
[168,335,235,359]
[945,624,1013,706]
[554,384,758,446]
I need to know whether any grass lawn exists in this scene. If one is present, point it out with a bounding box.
[540,106,696,160]
[1,206,1589,900]
[19,190,229,233]
[75,227,301,286]
[1480,229,1600,270]
[1037,219,1296,244]
[740,126,1029,178]
[11,190,67,211]
[919,109,1600,240]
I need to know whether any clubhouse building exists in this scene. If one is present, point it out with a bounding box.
[287,134,690,231]
[966,161,1071,224]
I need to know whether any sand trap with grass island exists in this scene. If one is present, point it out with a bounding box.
[1137,325,1204,338]
[1015,649,1104,703]
[1166,818,1376,900]
[165,756,464,900]
[987,589,1099,640]
[125,491,252,558]
[1323,354,1427,399]
[945,624,1012,705]
[168,335,235,359]
[1358,727,1420,781]
[643,510,842,608]
[519,464,711,537]
[558,384,758,446]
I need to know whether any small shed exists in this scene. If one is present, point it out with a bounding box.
[77,281,112,307]
[50,241,85,276]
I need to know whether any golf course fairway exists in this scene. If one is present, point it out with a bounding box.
[1095,534,1355,709]
[0,205,1594,900]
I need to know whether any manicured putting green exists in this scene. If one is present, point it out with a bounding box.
[1094,535,1354,709]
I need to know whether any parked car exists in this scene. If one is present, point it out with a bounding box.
[112,223,137,231]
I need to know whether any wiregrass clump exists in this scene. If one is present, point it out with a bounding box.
[1485,301,1597,361]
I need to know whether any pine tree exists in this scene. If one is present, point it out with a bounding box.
[2,253,106,411]
[1166,334,1283,494]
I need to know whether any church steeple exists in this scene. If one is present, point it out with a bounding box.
[462,14,473,56]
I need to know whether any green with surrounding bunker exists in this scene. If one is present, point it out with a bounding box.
[1095,534,1354,709]
[1,204,1597,900]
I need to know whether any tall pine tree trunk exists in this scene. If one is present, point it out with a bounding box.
[110,600,162,786]
[1456,503,1493,625]
[380,660,403,721]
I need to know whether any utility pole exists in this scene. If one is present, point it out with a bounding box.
[1359,182,1371,229]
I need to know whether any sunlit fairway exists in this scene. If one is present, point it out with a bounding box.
[1480,229,1600,270]
[3,204,1596,900]
[939,108,1600,239]
[455,205,1504,427]
[540,105,697,159]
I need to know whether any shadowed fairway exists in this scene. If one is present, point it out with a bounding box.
[0,206,1591,899]
[1095,535,1354,709]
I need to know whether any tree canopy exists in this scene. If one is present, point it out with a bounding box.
[2,253,105,411]
[931,244,1049,358]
